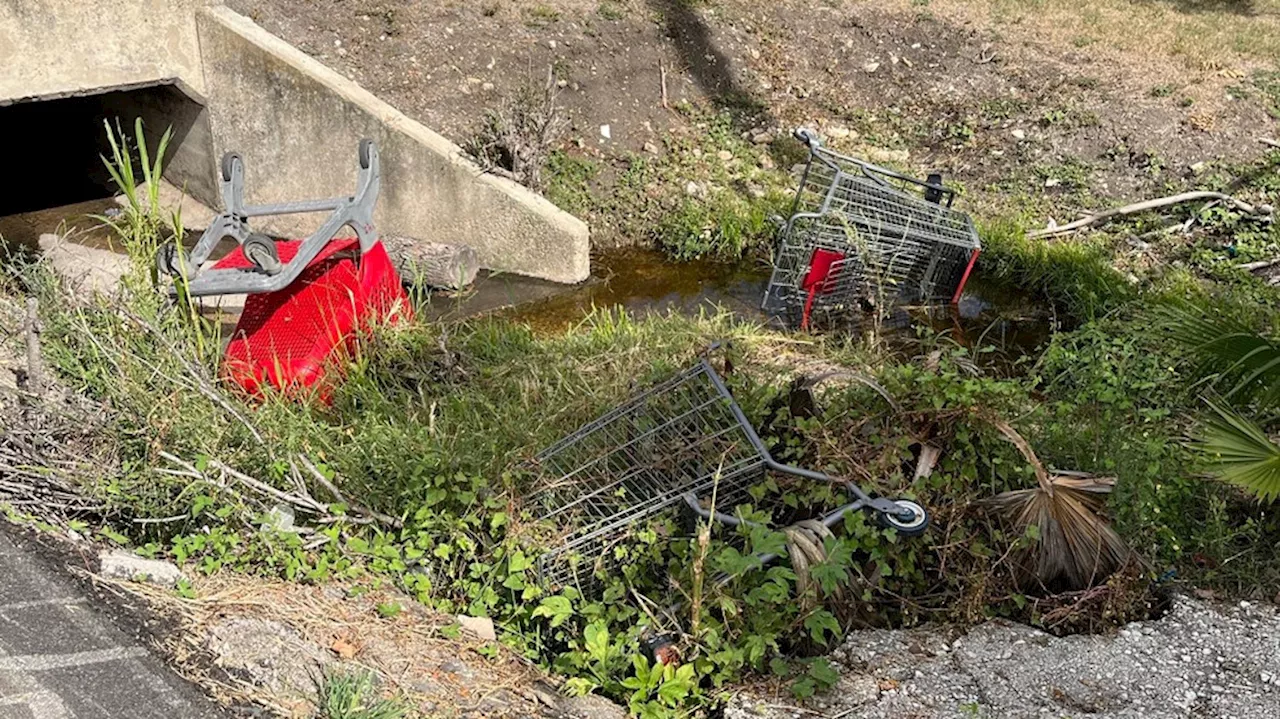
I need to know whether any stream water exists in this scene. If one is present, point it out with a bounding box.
[0,198,124,255]
[455,246,1056,364]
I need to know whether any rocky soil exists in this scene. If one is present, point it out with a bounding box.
[230,0,1279,230]
[116,572,628,719]
[729,595,1280,719]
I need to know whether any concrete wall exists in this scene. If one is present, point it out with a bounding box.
[0,0,211,104]
[196,6,589,284]
[99,85,219,207]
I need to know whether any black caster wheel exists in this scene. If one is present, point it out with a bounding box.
[877,499,930,536]
[220,152,242,182]
[155,242,190,277]
[243,233,281,274]
[359,139,375,169]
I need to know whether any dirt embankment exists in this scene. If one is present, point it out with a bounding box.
[231,0,1278,231]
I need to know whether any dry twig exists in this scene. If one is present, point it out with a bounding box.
[23,297,44,393]
[660,60,669,109]
[1029,191,1274,239]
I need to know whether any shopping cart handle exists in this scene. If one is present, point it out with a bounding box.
[163,139,383,298]
[793,128,820,148]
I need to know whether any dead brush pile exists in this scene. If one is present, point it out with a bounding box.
[467,66,569,191]
[0,293,111,520]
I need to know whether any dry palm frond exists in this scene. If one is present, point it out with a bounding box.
[983,417,1130,590]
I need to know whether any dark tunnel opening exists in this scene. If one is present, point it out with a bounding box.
[0,83,213,251]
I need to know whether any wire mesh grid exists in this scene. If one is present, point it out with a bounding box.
[528,360,766,590]
[765,135,981,327]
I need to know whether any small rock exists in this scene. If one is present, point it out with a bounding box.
[560,694,629,719]
[99,550,182,587]
[1044,178,1061,188]
[481,82,495,91]
[548,40,557,49]
[37,234,129,297]
[685,181,704,197]
[1012,129,1026,140]
[1190,161,1207,174]
[599,124,612,140]
[717,149,734,161]
[759,154,775,170]
[439,659,475,679]
[840,674,881,705]
[643,142,660,155]
[863,61,880,73]
[456,614,496,641]
[751,130,774,145]
[826,126,851,140]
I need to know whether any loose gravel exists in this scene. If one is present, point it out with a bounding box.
[727,595,1280,718]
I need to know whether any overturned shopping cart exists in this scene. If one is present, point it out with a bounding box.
[763,130,981,330]
[527,348,928,590]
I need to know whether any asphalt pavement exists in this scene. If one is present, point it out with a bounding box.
[0,526,228,719]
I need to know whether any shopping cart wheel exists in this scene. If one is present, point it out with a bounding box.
[243,233,282,274]
[155,242,190,278]
[877,499,929,536]
[359,138,374,169]
[221,152,242,182]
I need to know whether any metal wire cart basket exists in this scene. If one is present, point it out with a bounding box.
[526,348,929,590]
[763,130,981,330]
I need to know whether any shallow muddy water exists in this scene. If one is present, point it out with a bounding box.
[471,247,1056,363]
[0,198,123,256]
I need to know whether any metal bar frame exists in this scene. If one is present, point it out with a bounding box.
[172,139,382,297]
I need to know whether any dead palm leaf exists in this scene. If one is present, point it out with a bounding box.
[983,417,1130,590]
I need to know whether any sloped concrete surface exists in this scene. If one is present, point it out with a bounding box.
[0,528,228,718]
[197,6,590,284]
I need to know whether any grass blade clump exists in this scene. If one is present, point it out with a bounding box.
[319,670,405,719]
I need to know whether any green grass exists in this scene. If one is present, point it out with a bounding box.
[14,115,1280,716]
[545,151,601,218]
[525,4,561,25]
[1253,70,1280,119]
[320,671,406,719]
[976,217,1134,322]
[597,1,625,20]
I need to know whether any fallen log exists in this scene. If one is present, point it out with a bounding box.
[381,236,480,291]
[1028,191,1274,240]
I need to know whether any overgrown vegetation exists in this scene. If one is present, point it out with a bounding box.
[468,68,569,191]
[4,115,1280,718]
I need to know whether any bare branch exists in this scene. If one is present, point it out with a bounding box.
[298,454,402,528]
[1029,191,1274,240]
